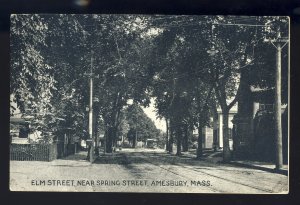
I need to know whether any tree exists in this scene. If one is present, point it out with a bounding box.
[79,15,156,152]
[204,16,289,162]
[10,14,59,143]
[125,103,160,147]
[11,15,288,163]
[148,16,214,156]
[150,30,194,155]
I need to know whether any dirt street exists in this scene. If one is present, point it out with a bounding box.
[10,148,288,193]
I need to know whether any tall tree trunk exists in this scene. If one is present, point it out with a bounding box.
[215,83,237,162]
[213,128,218,152]
[176,126,182,156]
[106,92,122,153]
[182,125,188,152]
[113,126,118,151]
[189,125,193,150]
[112,126,118,152]
[133,129,137,148]
[106,127,113,153]
[222,109,231,162]
[211,102,219,152]
[166,118,169,151]
[197,123,203,158]
[169,119,174,153]
[104,128,107,154]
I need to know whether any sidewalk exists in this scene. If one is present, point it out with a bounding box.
[181,149,288,176]
[229,160,288,176]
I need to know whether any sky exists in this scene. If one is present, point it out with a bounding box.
[142,98,166,132]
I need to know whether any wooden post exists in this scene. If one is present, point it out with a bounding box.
[264,27,288,170]
[166,118,169,151]
[275,43,283,170]
[89,54,94,163]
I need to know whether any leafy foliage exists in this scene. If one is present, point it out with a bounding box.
[125,103,161,144]
[10,15,288,157]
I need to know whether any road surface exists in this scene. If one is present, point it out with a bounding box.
[10,148,288,193]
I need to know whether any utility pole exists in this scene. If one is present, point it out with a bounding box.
[84,51,99,163]
[89,53,94,162]
[265,27,288,170]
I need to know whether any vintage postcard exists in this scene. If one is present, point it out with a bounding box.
[9,14,289,193]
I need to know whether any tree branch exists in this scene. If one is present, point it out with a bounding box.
[227,83,241,110]
[114,37,122,63]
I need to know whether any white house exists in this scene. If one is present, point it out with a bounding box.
[194,103,238,150]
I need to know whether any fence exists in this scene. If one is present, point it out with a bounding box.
[10,144,57,161]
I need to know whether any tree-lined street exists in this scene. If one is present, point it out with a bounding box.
[10,15,289,193]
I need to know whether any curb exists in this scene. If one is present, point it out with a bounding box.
[229,161,288,176]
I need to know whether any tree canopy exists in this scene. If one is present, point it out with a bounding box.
[10,15,289,159]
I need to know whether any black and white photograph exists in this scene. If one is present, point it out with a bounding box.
[9,14,289,193]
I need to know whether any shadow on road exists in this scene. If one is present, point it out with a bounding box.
[93,149,218,168]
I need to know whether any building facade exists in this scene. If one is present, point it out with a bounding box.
[195,104,238,150]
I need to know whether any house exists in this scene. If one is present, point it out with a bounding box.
[231,86,288,162]
[195,104,238,150]
[10,97,43,144]
[10,94,78,160]
[10,117,30,144]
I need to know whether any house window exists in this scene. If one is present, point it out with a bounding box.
[10,123,29,138]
